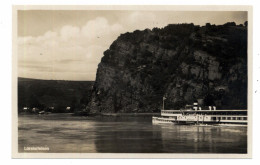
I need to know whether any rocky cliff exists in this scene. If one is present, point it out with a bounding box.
[90,22,248,113]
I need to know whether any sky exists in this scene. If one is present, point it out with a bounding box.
[17,10,247,81]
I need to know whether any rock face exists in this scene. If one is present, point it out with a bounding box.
[90,23,248,113]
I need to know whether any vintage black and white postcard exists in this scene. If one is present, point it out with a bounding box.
[12,5,252,158]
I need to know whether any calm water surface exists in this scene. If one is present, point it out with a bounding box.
[18,113,247,153]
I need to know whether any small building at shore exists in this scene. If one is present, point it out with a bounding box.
[66,107,71,111]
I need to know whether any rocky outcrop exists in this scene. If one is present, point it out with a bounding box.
[89,23,248,113]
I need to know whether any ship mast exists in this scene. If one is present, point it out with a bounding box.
[163,97,166,110]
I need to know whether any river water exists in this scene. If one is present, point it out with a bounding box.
[18,113,247,153]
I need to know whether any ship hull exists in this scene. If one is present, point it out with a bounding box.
[152,116,247,126]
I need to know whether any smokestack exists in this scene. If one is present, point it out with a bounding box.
[197,99,204,105]
[209,106,212,111]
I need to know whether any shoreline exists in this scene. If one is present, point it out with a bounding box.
[100,112,160,117]
[18,112,160,117]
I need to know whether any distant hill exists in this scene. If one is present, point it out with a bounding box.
[18,77,94,112]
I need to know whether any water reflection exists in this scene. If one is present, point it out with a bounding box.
[151,124,247,153]
[18,114,247,153]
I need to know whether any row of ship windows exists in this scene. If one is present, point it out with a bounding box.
[155,119,172,122]
[162,112,182,114]
[212,117,247,120]
[176,116,247,120]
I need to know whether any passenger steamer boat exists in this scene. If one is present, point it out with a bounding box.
[152,101,247,126]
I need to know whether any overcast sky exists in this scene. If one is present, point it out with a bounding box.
[17,10,247,81]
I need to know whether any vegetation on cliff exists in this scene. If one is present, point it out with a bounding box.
[90,22,248,113]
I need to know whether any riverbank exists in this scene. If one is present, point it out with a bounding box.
[18,112,160,117]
